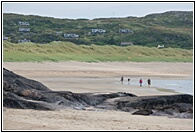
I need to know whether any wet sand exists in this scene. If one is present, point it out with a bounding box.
[3,62,194,130]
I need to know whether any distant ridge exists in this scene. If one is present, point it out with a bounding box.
[3,11,193,49]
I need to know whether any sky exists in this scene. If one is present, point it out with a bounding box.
[2,2,194,19]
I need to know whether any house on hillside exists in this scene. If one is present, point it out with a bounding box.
[18,39,31,43]
[18,28,30,32]
[120,42,133,46]
[119,29,133,33]
[3,36,9,40]
[18,21,30,26]
[91,29,106,33]
[157,45,164,49]
[55,31,63,35]
[64,33,79,38]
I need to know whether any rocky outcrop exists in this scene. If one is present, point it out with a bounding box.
[3,68,193,119]
[132,109,153,116]
[113,95,193,118]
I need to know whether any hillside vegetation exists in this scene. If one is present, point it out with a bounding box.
[3,41,193,62]
[3,11,193,49]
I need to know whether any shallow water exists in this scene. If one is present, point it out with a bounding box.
[117,78,193,95]
[36,77,193,95]
[149,79,193,95]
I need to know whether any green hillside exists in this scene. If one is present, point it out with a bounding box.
[3,11,193,49]
[3,41,193,62]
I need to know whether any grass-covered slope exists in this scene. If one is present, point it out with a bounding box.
[3,11,193,49]
[3,41,193,62]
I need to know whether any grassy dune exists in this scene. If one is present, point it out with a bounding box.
[3,41,193,62]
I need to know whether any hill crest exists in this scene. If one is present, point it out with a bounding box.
[3,11,193,49]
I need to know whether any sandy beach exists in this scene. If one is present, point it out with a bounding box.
[3,62,194,131]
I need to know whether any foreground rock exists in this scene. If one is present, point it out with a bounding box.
[3,68,193,119]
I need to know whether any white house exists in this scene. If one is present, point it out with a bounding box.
[120,42,133,46]
[56,31,63,35]
[19,28,30,32]
[3,36,8,40]
[18,21,30,26]
[157,45,164,49]
[91,29,106,33]
[64,33,79,38]
[119,29,133,33]
[18,39,31,43]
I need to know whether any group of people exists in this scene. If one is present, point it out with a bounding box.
[120,76,151,87]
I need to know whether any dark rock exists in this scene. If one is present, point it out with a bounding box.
[3,91,53,110]
[3,68,136,110]
[3,68,51,92]
[132,109,153,116]
[172,103,193,113]
[151,103,193,119]
[116,95,193,110]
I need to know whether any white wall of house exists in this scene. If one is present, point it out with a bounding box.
[157,45,164,49]
[120,42,133,46]
[3,36,9,40]
[92,29,106,33]
[18,21,30,26]
[18,39,31,43]
[19,28,30,32]
[119,29,133,33]
[64,33,79,38]
[56,31,63,35]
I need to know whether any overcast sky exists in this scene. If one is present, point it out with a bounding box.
[2,2,194,19]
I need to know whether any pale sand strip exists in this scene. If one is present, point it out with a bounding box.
[3,108,193,130]
[3,62,193,79]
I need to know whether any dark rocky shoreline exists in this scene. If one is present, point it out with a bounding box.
[3,68,193,119]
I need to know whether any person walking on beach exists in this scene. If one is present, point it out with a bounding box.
[128,78,130,85]
[139,79,143,87]
[120,76,124,84]
[147,78,151,88]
